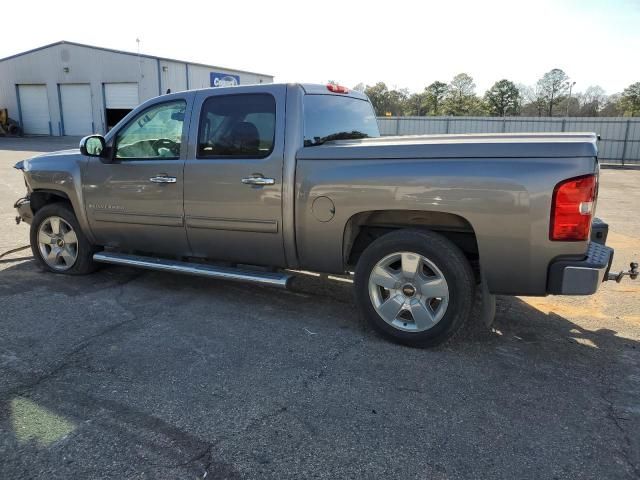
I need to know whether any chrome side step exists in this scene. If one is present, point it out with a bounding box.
[93,252,292,288]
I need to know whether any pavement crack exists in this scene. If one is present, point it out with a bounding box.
[598,369,640,478]
[241,405,289,434]
[1,277,144,400]
[2,317,135,400]
[302,337,364,390]
[163,442,240,479]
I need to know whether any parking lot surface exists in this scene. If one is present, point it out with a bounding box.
[1,137,639,479]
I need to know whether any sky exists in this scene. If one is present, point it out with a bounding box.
[4,0,640,95]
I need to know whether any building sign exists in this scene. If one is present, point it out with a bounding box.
[210,72,240,87]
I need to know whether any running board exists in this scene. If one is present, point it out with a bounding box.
[93,252,292,289]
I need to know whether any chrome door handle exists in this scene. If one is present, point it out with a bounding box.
[241,175,275,186]
[150,175,177,184]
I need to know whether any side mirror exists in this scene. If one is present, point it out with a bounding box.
[79,135,106,158]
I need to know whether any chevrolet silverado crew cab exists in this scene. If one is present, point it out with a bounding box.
[13,83,637,347]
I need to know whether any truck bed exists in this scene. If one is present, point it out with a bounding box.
[297,132,598,160]
[295,133,599,295]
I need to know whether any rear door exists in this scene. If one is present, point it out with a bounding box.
[83,96,192,256]
[183,85,286,267]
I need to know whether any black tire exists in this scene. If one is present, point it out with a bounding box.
[354,229,475,347]
[30,202,98,275]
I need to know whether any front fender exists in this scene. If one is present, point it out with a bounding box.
[22,150,95,243]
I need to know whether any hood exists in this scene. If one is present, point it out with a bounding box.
[17,149,82,172]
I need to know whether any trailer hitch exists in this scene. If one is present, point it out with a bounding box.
[607,262,639,283]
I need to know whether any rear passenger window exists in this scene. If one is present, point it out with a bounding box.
[198,94,276,158]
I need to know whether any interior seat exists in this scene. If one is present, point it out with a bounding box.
[229,121,260,154]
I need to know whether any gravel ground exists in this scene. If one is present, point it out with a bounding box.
[0,136,638,480]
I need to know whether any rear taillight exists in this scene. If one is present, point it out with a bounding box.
[326,84,349,94]
[550,174,597,241]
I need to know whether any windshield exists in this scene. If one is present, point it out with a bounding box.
[303,95,379,147]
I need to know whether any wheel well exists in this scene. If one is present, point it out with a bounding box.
[30,190,73,213]
[344,210,480,280]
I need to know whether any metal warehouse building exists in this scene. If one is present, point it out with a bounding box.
[0,41,273,136]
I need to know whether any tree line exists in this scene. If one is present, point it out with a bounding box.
[352,70,640,118]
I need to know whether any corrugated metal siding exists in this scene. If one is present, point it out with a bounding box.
[159,60,187,94]
[377,116,640,165]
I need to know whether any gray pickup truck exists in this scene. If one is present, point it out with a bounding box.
[13,83,637,346]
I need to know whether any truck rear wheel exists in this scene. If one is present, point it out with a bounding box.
[354,229,475,347]
[30,203,98,275]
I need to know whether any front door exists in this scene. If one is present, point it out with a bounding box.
[84,98,191,256]
[184,86,286,267]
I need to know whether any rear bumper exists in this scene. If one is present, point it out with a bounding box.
[14,197,33,225]
[547,219,613,295]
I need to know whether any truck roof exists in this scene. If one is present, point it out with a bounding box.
[188,83,370,101]
[297,133,599,160]
[298,84,369,101]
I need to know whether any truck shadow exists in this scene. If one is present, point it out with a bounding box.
[1,258,634,356]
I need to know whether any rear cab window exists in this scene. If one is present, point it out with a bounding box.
[303,94,379,147]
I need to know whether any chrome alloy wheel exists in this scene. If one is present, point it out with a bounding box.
[37,216,78,271]
[368,251,449,332]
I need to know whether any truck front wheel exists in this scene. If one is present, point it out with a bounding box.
[354,229,475,347]
[30,203,98,275]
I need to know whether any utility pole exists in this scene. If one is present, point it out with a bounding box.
[136,38,143,79]
[566,81,576,116]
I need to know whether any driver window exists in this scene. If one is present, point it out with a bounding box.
[115,100,186,160]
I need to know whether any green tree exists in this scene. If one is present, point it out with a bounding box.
[600,93,623,117]
[388,88,410,116]
[537,68,570,116]
[424,81,448,115]
[619,82,640,116]
[364,82,391,116]
[363,83,408,116]
[484,79,521,116]
[444,73,479,115]
[406,92,428,116]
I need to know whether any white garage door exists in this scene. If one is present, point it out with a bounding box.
[60,84,93,136]
[104,83,139,109]
[18,85,51,135]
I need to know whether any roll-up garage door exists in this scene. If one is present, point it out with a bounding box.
[104,83,139,130]
[18,85,51,135]
[104,83,139,109]
[60,84,93,136]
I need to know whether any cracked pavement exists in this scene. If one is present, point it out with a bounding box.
[1,137,639,479]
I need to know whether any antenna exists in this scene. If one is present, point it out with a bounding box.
[136,38,143,79]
